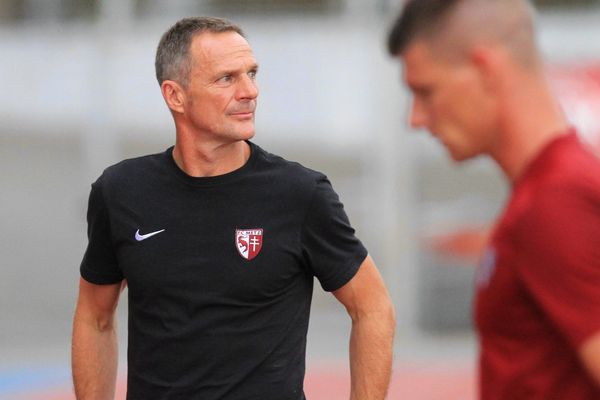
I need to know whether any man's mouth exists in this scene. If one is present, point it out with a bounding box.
[230,110,255,119]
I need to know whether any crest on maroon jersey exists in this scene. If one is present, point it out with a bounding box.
[235,229,263,260]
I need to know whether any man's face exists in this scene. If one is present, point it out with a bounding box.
[183,31,259,142]
[401,41,496,161]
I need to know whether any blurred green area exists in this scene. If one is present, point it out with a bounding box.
[0,0,97,21]
[0,0,600,23]
[534,0,600,6]
[0,0,342,22]
[2,0,596,23]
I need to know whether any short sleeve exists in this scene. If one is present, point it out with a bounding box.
[80,176,123,284]
[516,183,600,348]
[300,175,368,292]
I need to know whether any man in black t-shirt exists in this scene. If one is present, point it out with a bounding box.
[72,17,395,400]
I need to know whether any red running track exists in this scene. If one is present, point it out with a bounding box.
[16,362,475,400]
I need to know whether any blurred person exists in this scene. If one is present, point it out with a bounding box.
[388,0,600,398]
[72,17,395,400]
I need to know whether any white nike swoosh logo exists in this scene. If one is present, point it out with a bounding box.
[135,229,165,241]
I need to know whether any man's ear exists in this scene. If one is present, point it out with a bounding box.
[469,45,501,94]
[161,80,186,114]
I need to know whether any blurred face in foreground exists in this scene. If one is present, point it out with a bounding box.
[401,40,497,161]
[184,31,259,143]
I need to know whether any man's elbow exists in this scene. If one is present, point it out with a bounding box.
[381,297,397,333]
[73,304,117,333]
[352,295,396,331]
[94,315,117,333]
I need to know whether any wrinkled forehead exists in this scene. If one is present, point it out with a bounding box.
[190,31,256,70]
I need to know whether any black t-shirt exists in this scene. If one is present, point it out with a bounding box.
[80,141,368,400]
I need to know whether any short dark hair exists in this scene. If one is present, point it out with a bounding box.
[155,17,245,86]
[387,0,461,56]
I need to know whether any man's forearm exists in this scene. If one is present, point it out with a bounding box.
[349,309,395,400]
[72,311,118,400]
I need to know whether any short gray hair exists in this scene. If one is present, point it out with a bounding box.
[155,17,244,87]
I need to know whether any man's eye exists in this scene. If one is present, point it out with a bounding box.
[248,70,257,80]
[218,75,232,83]
[413,87,432,101]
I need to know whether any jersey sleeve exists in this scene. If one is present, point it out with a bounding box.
[80,176,123,284]
[516,183,600,349]
[300,175,368,292]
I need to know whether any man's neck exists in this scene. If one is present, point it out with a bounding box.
[171,136,251,178]
[492,73,570,183]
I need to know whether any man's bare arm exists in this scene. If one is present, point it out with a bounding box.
[72,278,123,400]
[333,255,396,400]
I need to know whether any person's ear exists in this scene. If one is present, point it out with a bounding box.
[161,80,186,114]
[469,45,501,94]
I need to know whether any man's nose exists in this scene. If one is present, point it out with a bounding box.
[237,75,258,101]
[409,98,428,129]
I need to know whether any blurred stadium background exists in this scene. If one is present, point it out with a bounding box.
[1,0,599,398]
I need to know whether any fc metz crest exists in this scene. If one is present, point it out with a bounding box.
[235,229,263,260]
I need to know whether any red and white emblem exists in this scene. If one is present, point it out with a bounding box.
[235,228,263,260]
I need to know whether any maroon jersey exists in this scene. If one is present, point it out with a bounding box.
[475,131,600,399]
